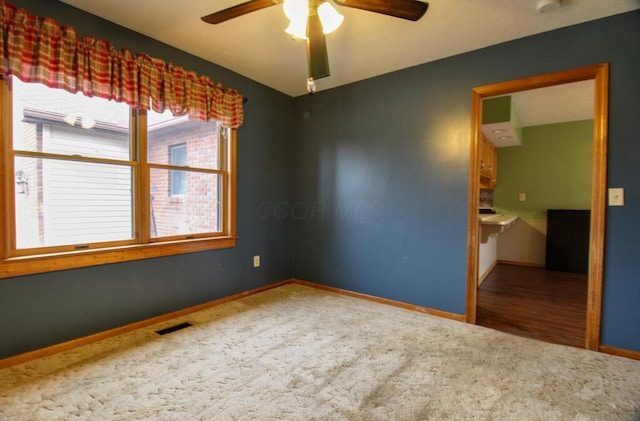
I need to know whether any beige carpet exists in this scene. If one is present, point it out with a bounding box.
[1,283,639,420]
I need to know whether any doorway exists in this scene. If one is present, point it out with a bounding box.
[465,64,609,351]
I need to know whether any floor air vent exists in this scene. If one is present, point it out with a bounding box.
[155,322,192,336]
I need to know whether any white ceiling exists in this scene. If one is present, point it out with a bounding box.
[482,80,595,147]
[57,0,640,98]
[509,80,595,127]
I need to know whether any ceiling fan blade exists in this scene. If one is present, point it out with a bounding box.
[307,13,330,80]
[334,0,429,21]
[201,0,282,24]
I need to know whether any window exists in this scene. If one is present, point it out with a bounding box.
[147,114,224,239]
[0,77,237,278]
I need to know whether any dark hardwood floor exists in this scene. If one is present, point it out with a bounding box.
[476,263,588,348]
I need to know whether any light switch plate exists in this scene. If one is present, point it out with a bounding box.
[608,188,624,206]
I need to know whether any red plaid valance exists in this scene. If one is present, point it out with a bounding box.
[0,1,243,128]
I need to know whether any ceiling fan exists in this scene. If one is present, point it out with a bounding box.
[202,0,429,93]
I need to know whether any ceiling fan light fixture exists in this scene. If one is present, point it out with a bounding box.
[317,2,344,34]
[283,0,309,38]
[283,0,308,22]
[285,18,308,39]
[201,0,431,93]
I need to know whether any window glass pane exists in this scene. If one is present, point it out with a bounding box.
[14,157,134,249]
[147,111,220,169]
[170,144,187,196]
[170,169,187,197]
[12,78,131,159]
[150,169,220,238]
[170,144,187,165]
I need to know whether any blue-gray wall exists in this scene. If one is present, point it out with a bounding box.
[292,11,640,352]
[0,0,294,359]
[2,2,639,359]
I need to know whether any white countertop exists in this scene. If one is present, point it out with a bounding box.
[479,214,519,243]
[479,214,519,226]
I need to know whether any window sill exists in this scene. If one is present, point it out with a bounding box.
[0,236,237,279]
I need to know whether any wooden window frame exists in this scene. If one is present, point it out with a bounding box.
[0,78,237,279]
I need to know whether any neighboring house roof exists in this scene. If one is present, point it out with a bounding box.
[14,78,186,132]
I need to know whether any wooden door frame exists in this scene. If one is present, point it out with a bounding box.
[465,63,609,351]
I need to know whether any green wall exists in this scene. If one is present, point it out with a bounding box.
[494,120,593,219]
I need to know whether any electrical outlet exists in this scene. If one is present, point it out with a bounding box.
[253,255,260,268]
[608,188,624,206]
[519,193,526,202]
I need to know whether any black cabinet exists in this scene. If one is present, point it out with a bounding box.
[545,209,590,273]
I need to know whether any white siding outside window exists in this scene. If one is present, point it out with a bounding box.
[39,125,133,247]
